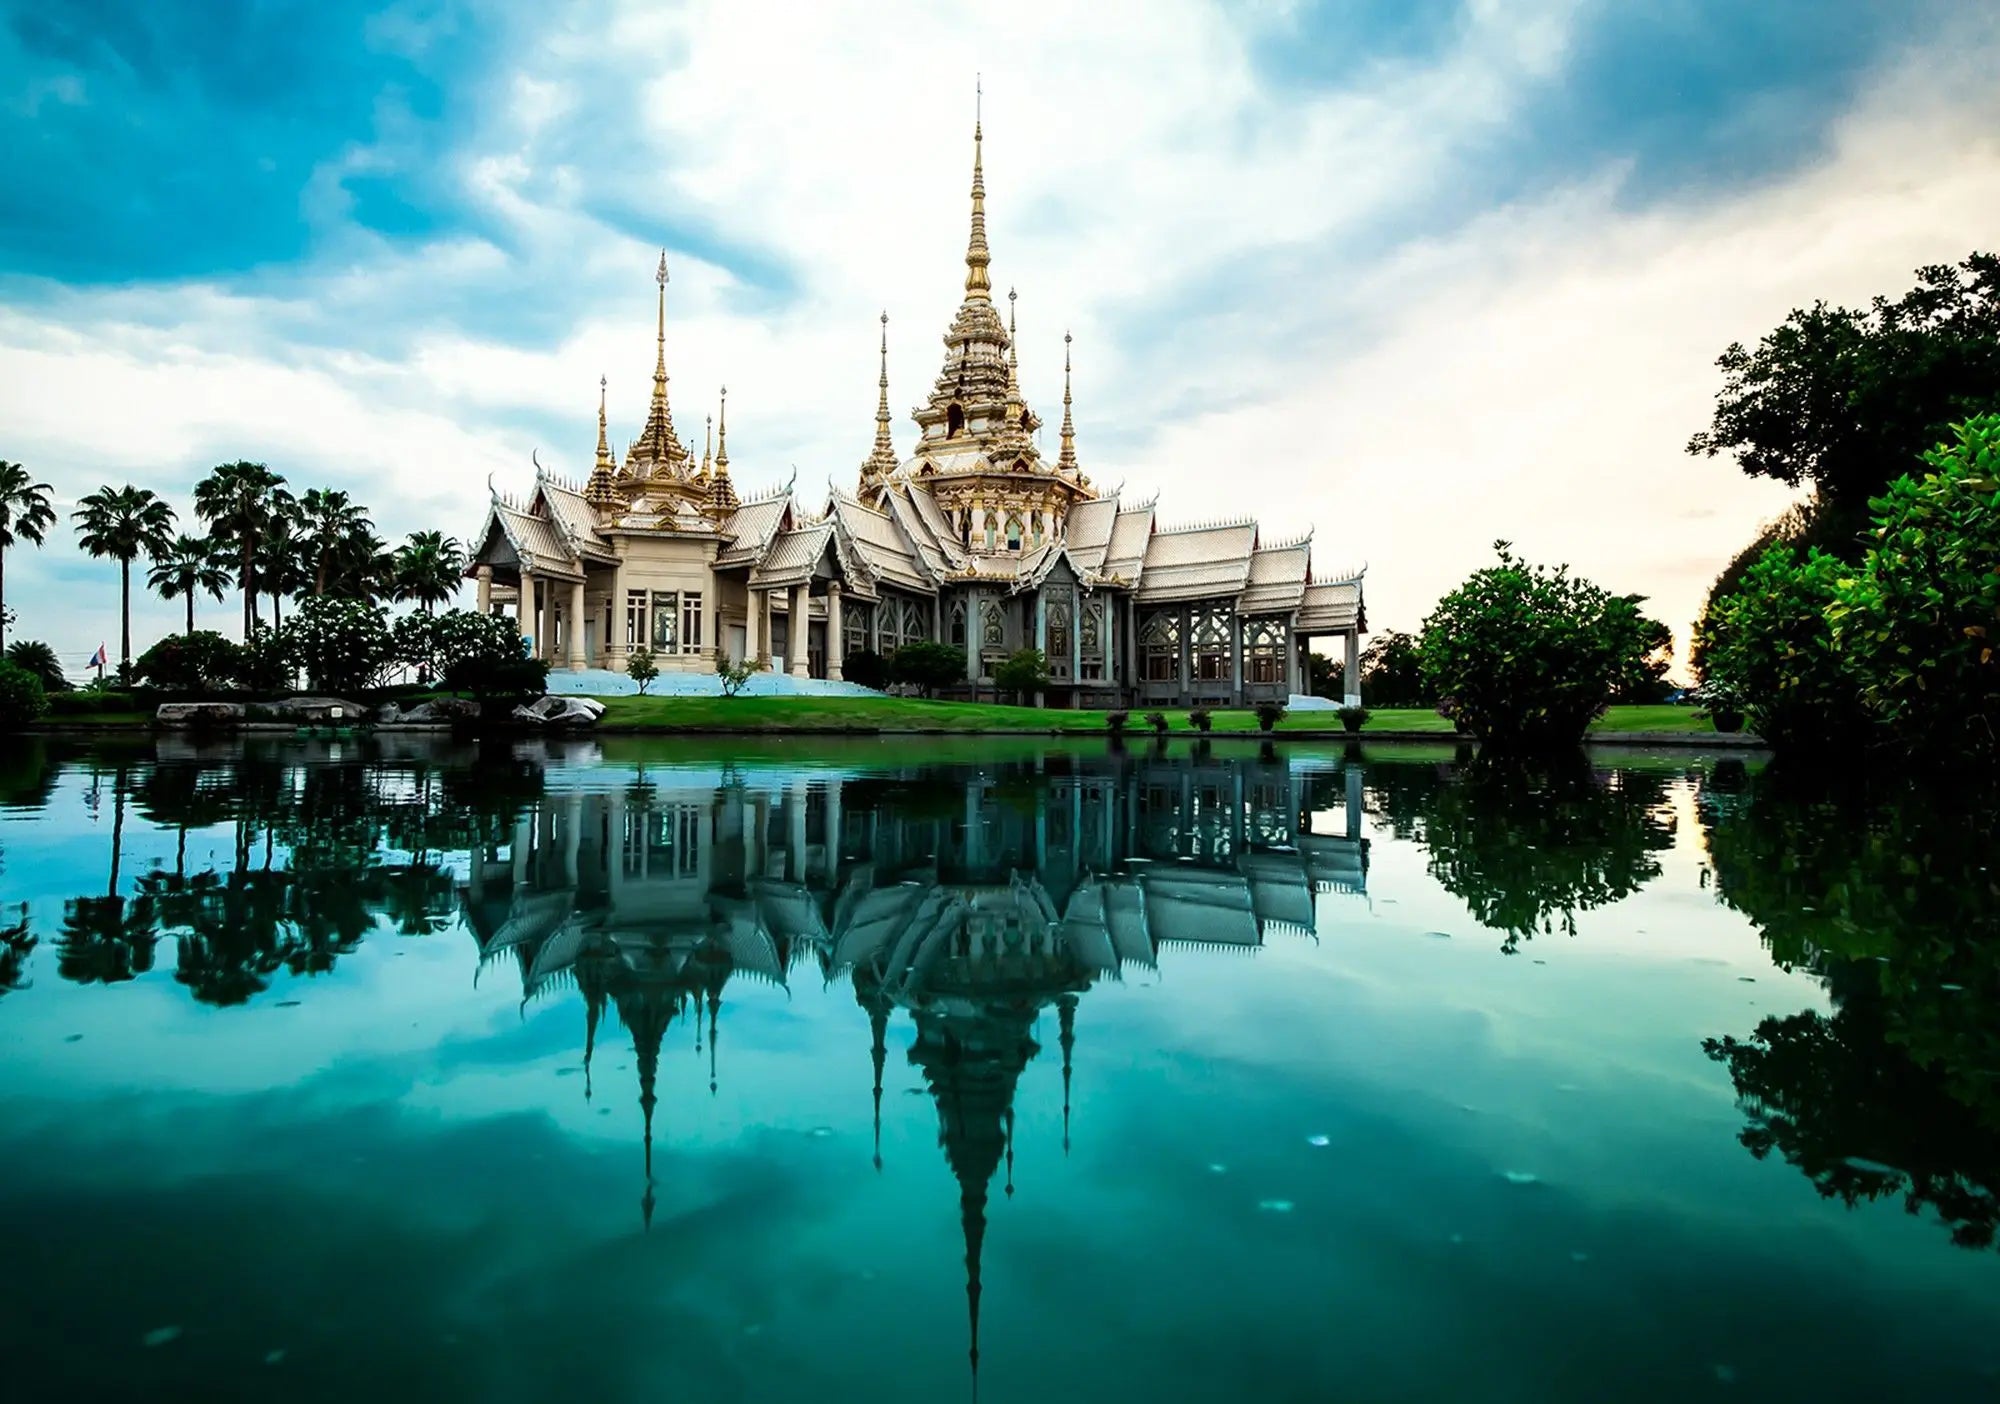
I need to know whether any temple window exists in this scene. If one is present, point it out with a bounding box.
[1246,617,1286,684]
[1049,600,1072,678]
[680,592,704,654]
[625,590,648,649]
[844,602,871,659]
[982,602,1005,650]
[1141,612,1181,683]
[1193,607,1230,682]
[983,511,998,550]
[650,590,679,653]
[901,599,929,648]
[1079,599,1104,680]
[949,601,968,647]
[1006,515,1023,551]
[947,404,965,438]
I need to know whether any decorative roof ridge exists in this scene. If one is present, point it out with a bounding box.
[1255,529,1315,552]
[1151,514,1257,536]
[1117,491,1158,513]
[1310,562,1367,585]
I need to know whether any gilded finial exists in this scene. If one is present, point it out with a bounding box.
[1058,330,1079,475]
[715,386,729,470]
[702,413,713,477]
[863,311,899,483]
[964,79,990,302]
[656,249,668,288]
[634,248,685,472]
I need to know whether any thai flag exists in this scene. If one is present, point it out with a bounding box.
[87,643,107,669]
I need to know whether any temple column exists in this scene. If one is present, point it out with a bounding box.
[567,579,588,672]
[607,565,625,667]
[1344,628,1361,707]
[790,583,811,677]
[1286,612,1302,696]
[475,565,493,614]
[1071,592,1083,697]
[1229,614,1244,705]
[706,571,721,667]
[965,590,981,685]
[827,583,845,680]
[518,568,537,655]
[1179,606,1192,707]
[1033,594,1047,708]
[745,587,764,667]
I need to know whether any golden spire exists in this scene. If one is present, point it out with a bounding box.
[1006,288,1020,396]
[708,385,738,514]
[715,386,729,469]
[586,374,619,506]
[963,78,991,303]
[862,311,899,482]
[1058,331,1078,474]
[633,249,685,472]
[701,413,713,478]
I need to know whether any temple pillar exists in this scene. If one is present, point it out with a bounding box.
[1286,612,1302,696]
[827,583,844,681]
[519,569,537,655]
[1344,628,1361,707]
[790,583,811,677]
[1229,613,1243,705]
[965,590,981,684]
[475,565,493,614]
[567,579,588,672]
[706,570,721,667]
[745,587,764,667]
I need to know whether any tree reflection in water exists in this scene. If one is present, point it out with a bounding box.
[1700,765,2000,1251]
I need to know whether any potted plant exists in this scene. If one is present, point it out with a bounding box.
[1336,704,1370,734]
[1105,710,1129,737]
[1188,707,1213,733]
[1691,680,1747,734]
[1254,700,1287,733]
[1144,711,1169,736]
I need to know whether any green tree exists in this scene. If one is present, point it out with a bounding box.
[1359,630,1426,707]
[192,460,287,636]
[297,488,374,596]
[1828,414,2000,763]
[72,484,177,672]
[135,631,246,694]
[0,660,47,731]
[627,646,659,695]
[392,531,466,613]
[1418,542,1657,747]
[148,533,232,635]
[413,609,542,698]
[1610,599,1675,703]
[1688,253,2000,541]
[716,650,764,698]
[282,595,393,695]
[5,640,67,692]
[253,490,308,625]
[890,641,968,699]
[1701,544,1872,753]
[993,647,1050,704]
[0,460,56,651]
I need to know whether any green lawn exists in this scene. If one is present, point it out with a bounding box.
[592,695,1722,735]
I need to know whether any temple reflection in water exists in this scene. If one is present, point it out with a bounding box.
[458,750,1367,1380]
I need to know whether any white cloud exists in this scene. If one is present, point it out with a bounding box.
[1,0,1995,674]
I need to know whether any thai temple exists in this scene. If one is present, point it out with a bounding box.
[458,750,1369,1388]
[467,101,1367,707]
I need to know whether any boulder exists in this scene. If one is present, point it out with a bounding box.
[379,697,482,724]
[248,696,367,724]
[156,702,245,728]
[511,695,605,728]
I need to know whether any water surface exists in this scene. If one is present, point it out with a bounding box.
[1,736,1995,1401]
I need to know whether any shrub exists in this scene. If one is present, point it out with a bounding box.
[1105,710,1129,735]
[1703,544,1872,753]
[134,630,244,694]
[717,651,765,698]
[1419,542,1667,747]
[47,690,139,716]
[236,626,294,694]
[282,596,393,695]
[993,648,1051,704]
[1143,710,1169,735]
[627,646,659,696]
[1188,707,1213,732]
[891,641,968,699]
[419,610,542,699]
[1336,705,1370,734]
[1254,700,1288,733]
[5,641,68,693]
[842,648,891,690]
[0,661,47,730]
[1828,415,2000,764]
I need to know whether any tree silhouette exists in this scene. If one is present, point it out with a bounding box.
[0,459,55,652]
[72,484,177,672]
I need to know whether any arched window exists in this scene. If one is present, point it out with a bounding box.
[1140,612,1181,683]
[947,404,965,438]
[901,599,929,647]
[1005,515,1023,551]
[1048,600,1072,671]
[1030,509,1044,546]
[1079,599,1105,681]
[1193,607,1230,683]
[983,510,998,551]
[1245,617,1286,685]
[982,602,1005,650]
[949,601,968,647]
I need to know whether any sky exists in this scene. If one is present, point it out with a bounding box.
[3,0,1998,675]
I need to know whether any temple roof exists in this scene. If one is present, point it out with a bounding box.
[830,489,933,594]
[751,520,837,589]
[1298,576,1365,632]
[1237,536,1313,614]
[1134,520,1259,603]
[714,492,793,568]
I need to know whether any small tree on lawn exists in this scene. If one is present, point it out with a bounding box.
[993,648,1051,706]
[282,595,394,695]
[419,610,545,700]
[891,641,969,699]
[716,650,764,698]
[627,647,659,696]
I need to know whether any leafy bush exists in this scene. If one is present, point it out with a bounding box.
[993,648,1050,703]
[890,641,968,698]
[134,630,244,694]
[1828,415,2000,764]
[1143,711,1168,735]
[1188,707,1213,732]
[282,595,393,695]
[842,648,891,690]
[627,646,659,696]
[410,610,543,699]
[46,690,139,716]
[0,661,47,730]
[1359,631,1426,707]
[1702,544,1873,753]
[1254,700,1287,733]
[5,640,67,693]
[237,626,294,694]
[1419,542,1664,747]
[1104,710,1129,735]
[1336,705,1370,733]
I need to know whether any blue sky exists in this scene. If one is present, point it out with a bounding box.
[2,0,1997,670]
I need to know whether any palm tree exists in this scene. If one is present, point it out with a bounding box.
[5,639,68,692]
[297,488,375,596]
[192,460,286,637]
[73,485,177,672]
[253,493,307,628]
[0,460,56,651]
[393,531,467,613]
[148,534,233,635]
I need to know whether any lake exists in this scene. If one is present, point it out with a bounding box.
[0,735,1995,1402]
